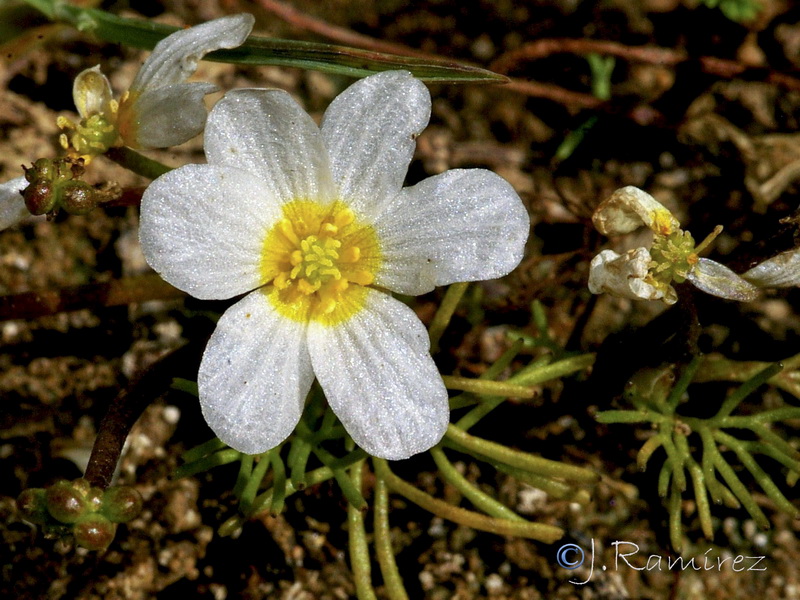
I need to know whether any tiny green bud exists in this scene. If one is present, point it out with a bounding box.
[45,480,88,524]
[101,486,143,523]
[74,513,117,551]
[17,488,50,525]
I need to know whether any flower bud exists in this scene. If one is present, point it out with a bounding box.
[45,480,88,524]
[101,486,143,523]
[74,513,117,551]
[22,179,57,215]
[17,488,50,525]
[60,181,97,215]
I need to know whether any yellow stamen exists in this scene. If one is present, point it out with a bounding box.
[260,200,381,325]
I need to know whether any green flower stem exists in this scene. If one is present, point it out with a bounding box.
[453,353,594,432]
[445,425,598,484]
[636,435,664,471]
[218,458,361,536]
[666,356,703,411]
[348,461,376,600]
[660,423,687,492]
[714,430,799,517]
[698,428,739,508]
[428,282,469,353]
[373,476,408,600]
[509,353,595,386]
[697,353,800,399]
[373,459,563,543]
[487,339,526,377]
[452,342,535,431]
[686,458,713,538]
[668,484,683,551]
[715,362,784,419]
[181,437,226,464]
[174,449,242,479]
[493,463,592,504]
[430,446,525,522]
[750,423,800,462]
[287,437,313,490]
[104,146,172,180]
[720,407,800,425]
[658,459,672,497]
[740,441,800,475]
[311,406,340,442]
[595,410,670,425]
[240,453,272,515]
[270,449,287,515]
[233,454,254,498]
[708,445,769,528]
[309,445,367,510]
[442,376,535,399]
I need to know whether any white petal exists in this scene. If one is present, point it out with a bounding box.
[139,164,278,299]
[742,249,800,287]
[687,258,760,301]
[593,186,680,236]
[588,248,672,303]
[320,70,431,218]
[373,169,529,295]
[204,89,335,205]
[307,290,449,460]
[199,290,314,455]
[129,14,254,92]
[126,82,216,148]
[0,176,29,230]
[72,65,114,119]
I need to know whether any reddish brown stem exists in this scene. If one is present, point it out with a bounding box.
[84,343,203,489]
[491,38,800,93]
[251,0,434,59]
[248,0,662,119]
[0,274,184,322]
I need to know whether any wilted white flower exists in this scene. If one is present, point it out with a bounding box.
[0,176,29,230]
[589,186,759,304]
[589,247,671,303]
[58,14,254,158]
[139,70,529,460]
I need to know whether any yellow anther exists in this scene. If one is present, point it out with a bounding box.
[297,279,320,295]
[340,246,361,262]
[318,297,337,314]
[273,271,290,289]
[334,207,355,228]
[349,270,374,286]
[261,200,381,325]
[321,222,338,236]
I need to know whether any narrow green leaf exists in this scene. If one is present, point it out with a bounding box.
[25,1,507,83]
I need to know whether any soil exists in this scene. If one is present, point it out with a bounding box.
[1,0,799,599]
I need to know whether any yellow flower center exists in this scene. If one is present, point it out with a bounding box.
[260,200,381,326]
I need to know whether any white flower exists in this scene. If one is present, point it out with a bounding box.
[139,70,529,460]
[0,176,29,230]
[589,186,759,304]
[59,14,254,157]
[589,248,672,303]
[592,185,680,236]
